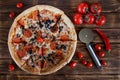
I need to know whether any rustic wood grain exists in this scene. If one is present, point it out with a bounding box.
[0,0,120,80]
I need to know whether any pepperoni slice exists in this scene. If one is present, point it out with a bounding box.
[60,35,69,41]
[53,14,61,22]
[23,29,32,38]
[32,46,37,52]
[40,60,46,69]
[32,10,39,20]
[18,18,24,26]
[50,24,58,33]
[37,30,42,37]
[43,17,49,21]
[42,48,47,56]
[50,42,57,50]
[24,44,32,51]
[17,49,26,58]
[38,47,42,55]
[56,50,62,55]
[56,50,63,59]
[12,37,22,44]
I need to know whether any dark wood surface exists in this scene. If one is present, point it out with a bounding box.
[0,0,120,80]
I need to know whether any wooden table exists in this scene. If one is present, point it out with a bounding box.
[0,0,120,80]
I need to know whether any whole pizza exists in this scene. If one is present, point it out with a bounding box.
[8,5,77,75]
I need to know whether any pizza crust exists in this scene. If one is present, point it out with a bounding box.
[8,5,77,75]
[21,62,41,75]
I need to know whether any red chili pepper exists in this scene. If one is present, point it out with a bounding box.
[95,29,111,53]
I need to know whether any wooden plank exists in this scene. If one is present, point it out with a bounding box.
[0,0,120,13]
[0,74,119,80]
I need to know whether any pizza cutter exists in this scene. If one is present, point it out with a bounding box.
[79,28,102,69]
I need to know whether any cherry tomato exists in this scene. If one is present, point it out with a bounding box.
[78,2,89,14]
[81,59,87,65]
[101,60,107,66]
[8,64,15,71]
[73,13,83,25]
[37,37,43,43]
[84,13,95,24]
[98,51,105,57]
[90,3,102,14]
[95,44,102,51]
[16,2,24,8]
[68,61,77,69]
[86,61,93,68]
[77,52,83,59]
[9,12,15,18]
[95,14,106,26]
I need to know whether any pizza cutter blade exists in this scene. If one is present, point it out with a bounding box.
[79,28,102,69]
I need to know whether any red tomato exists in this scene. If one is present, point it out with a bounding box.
[9,12,15,18]
[86,62,93,68]
[77,52,83,59]
[101,60,107,66]
[95,44,102,51]
[81,59,87,65]
[37,37,43,43]
[8,64,15,71]
[98,51,105,57]
[78,2,89,14]
[16,2,24,8]
[68,61,77,69]
[84,13,95,24]
[90,3,102,14]
[73,13,83,25]
[95,14,106,26]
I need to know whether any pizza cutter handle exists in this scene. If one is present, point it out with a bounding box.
[86,43,102,69]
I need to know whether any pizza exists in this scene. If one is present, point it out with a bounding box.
[8,5,77,75]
